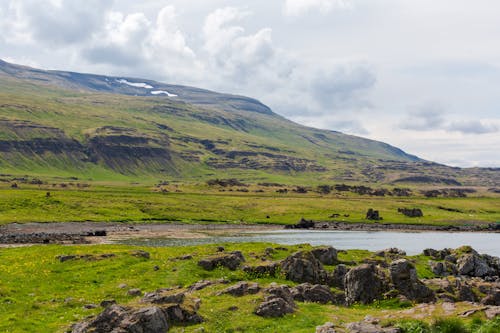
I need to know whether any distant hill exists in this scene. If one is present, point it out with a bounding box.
[0,59,498,186]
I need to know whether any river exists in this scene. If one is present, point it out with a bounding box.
[118,230,500,256]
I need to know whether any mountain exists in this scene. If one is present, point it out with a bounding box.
[0,59,498,185]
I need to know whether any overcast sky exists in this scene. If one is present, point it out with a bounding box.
[1,0,499,167]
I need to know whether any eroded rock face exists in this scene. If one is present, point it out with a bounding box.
[389,259,434,303]
[71,304,169,333]
[311,246,338,265]
[242,262,278,277]
[197,251,245,271]
[291,283,336,304]
[280,251,328,284]
[457,254,496,277]
[254,284,296,317]
[344,264,387,305]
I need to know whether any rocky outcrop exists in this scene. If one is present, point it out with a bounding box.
[457,253,496,277]
[290,283,337,304]
[198,251,245,271]
[365,209,382,221]
[254,284,296,317]
[243,262,278,277]
[397,208,423,217]
[316,322,336,333]
[344,264,388,305]
[311,246,338,265]
[389,259,435,302]
[329,264,348,289]
[217,281,260,297]
[280,251,328,284]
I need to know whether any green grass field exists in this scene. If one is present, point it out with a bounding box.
[0,243,498,333]
[0,182,498,225]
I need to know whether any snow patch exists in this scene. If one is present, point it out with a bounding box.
[151,90,177,97]
[116,79,153,89]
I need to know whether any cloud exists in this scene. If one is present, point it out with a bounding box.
[447,120,498,134]
[400,102,446,131]
[3,0,111,45]
[284,0,352,17]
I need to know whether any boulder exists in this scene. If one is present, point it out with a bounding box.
[243,262,278,277]
[280,251,328,284]
[346,321,401,333]
[316,322,336,333]
[141,289,185,304]
[127,289,142,297]
[329,264,348,289]
[397,208,423,217]
[72,304,169,333]
[457,253,496,277]
[365,209,382,221]
[162,303,203,324]
[389,259,434,303]
[481,289,500,306]
[131,250,150,259]
[217,281,260,297]
[198,251,245,271]
[291,283,336,304]
[254,284,296,317]
[374,248,406,258]
[311,246,338,265]
[344,264,387,305]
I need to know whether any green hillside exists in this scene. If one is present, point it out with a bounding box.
[0,60,498,186]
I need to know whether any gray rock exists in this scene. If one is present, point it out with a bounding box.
[198,251,245,271]
[481,289,500,305]
[291,283,336,304]
[242,262,278,277]
[217,281,260,297]
[100,299,117,308]
[131,250,150,259]
[389,259,434,303]
[346,321,401,333]
[316,322,336,333]
[127,289,142,297]
[142,290,185,304]
[280,251,328,284]
[344,264,388,305]
[120,306,169,333]
[457,253,495,277]
[254,297,295,317]
[329,264,348,289]
[311,246,338,265]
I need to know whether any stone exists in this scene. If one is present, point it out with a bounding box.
[57,255,77,262]
[316,322,336,333]
[188,280,216,291]
[254,283,296,317]
[127,289,142,297]
[397,208,423,217]
[131,250,150,259]
[100,299,117,308]
[120,306,169,333]
[485,306,500,319]
[481,290,500,306]
[346,321,401,333]
[280,251,328,284]
[72,304,130,333]
[198,251,245,271]
[141,290,185,304]
[243,262,278,277]
[344,264,387,305]
[329,264,348,289]
[162,303,203,324]
[365,208,382,221]
[430,261,446,276]
[217,281,260,297]
[457,253,495,277]
[291,283,336,304]
[389,259,434,303]
[311,246,338,265]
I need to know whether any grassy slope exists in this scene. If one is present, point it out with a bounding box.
[0,73,422,183]
[0,243,496,333]
[0,183,498,225]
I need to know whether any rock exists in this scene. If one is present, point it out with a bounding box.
[430,261,446,276]
[389,259,434,303]
[216,246,225,252]
[56,255,77,262]
[485,306,500,319]
[72,304,170,333]
[344,264,387,305]
[198,251,245,271]
[280,251,328,284]
[131,250,150,259]
[346,321,401,333]
[397,208,423,217]
[365,208,382,221]
[456,282,477,302]
[243,262,278,277]
[255,284,296,317]
[141,289,185,304]
[423,248,451,260]
[316,322,336,333]
[127,289,142,297]
[329,264,348,289]
[291,283,336,304]
[188,280,216,291]
[217,281,260,297]
[285,218,315,229]
[254,297,295,317]
[481,290,500,305]
[162,303,203,324]
[374,248,406,258]
[83,304,97,309]
[311,246,338,265]
[457,253,496,277]
[100,299,117,308]
[118,283,128,289]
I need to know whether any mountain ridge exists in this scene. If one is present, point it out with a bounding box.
[0,59,498,186]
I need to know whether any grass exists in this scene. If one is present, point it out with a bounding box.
[0,243,496,333]
[0,183,498,225]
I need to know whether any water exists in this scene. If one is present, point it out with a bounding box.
[118,230,500,256]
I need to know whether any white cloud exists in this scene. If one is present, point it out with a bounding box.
[284,0,352,17]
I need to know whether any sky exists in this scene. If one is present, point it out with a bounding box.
[0,0,499,167]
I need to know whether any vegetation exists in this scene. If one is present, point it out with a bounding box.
[0,243,496,333]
